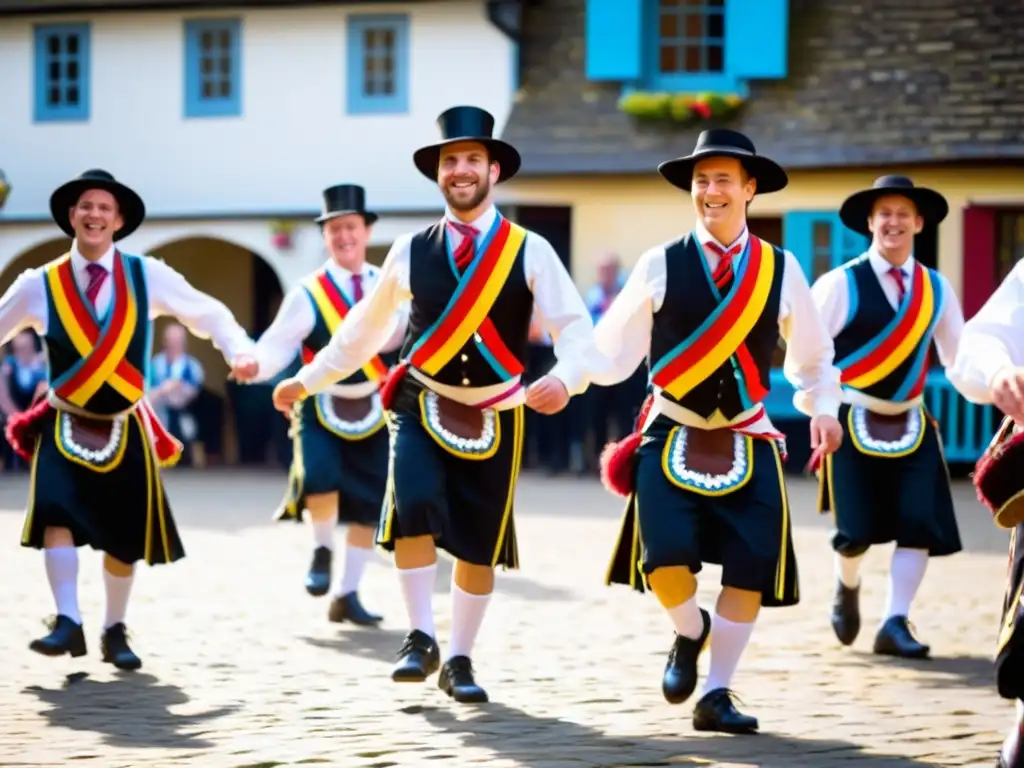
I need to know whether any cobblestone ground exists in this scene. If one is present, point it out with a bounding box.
[0,467,1014,767]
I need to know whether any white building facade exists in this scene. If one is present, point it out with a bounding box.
[0,0,519,288]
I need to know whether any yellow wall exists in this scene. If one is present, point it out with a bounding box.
[501,165,1024,297]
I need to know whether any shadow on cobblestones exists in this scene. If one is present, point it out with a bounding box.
[21,672,239,749]
[299,627,410,663]
[857,650,997,691]
[409,700,943,767]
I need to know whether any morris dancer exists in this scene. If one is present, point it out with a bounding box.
[947,259,1024,768]
[271,106,599,702]
[243,184,403,625]
[596,130,844,734]
[1,169,256,670]
[811,176,963,659]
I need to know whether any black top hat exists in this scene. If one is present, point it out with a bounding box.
[839,175,949,236]
[316,184,378,226]
[413,106,521,184]
[657,129,789,195]
[49,169,146,241]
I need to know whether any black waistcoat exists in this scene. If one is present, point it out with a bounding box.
[402,220,533,387]
[833,256,937,400]
[650,233,785,420]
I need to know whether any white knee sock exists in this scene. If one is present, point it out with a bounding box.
[701,614,756,696]
[397,563,436,637]
[667,595,705,640]
[835,552,865,589]
[311,513,337,549]
[44,546,81,624]
[447,583,491,661]
[884,547,929,620]
[103,566,135,629]
[337,545,372,596]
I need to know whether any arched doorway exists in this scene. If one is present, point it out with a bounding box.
[147,236,287,469]
[0,236,73,294]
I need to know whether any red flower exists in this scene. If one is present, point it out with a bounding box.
[692,101,712,118]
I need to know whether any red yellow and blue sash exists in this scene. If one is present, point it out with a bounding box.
[838,263,944,400]
[302,269,389,381]
[650,236,776,404]
[410,216,526,379]
[442,216,527,381]
[47,252,145,407]
[381,217,527,410]
[44,252,182,466]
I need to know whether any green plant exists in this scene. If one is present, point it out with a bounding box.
[618,91,745,124]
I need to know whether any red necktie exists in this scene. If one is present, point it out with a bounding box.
[351,273,363,302]
[85,262,107,307]
[705,240,744,290]
[449,221,480,272]
[888,266,906,305]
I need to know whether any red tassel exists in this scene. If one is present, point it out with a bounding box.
[599,431,644,497]
[5,399,53,462]
[974,429,1024,510]
[805,444,826,474]
[379,361,409,411]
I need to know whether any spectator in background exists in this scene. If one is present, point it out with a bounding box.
[0,330,47,470]
[149,323,205,466]
[583,254,647,470]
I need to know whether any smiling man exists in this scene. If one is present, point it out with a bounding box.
[269,106,601,703]
[0,169,256,671]
[594,129,844,734]
[237,183,403,627]
[810,175,964,660]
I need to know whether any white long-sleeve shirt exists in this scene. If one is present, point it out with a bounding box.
[948,258,1024,404]
[810,248,964,414]
[0,242,254,363]
[295,205,602,408]
[590,223,843,434]
[251,259,407,396]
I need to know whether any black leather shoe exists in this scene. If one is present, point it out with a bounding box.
[873,616,930,659]
[662,608,711,704]
[438,655,489,703]
[328,592,383,626]
[830,579,861,646]
[391,629,440,682]
[305,546,332,597]
[692,688,759,734]
[29,615,87,658]
[101,623,142,671]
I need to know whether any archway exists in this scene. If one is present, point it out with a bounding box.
[0,236,72,294]
[148,237,286,469]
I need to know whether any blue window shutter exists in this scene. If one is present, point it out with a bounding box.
[585,0,642,81]
[724,0,788,79]
[33,23,91,122]
[183,18,243,118]
[785,210,871,285]
[346,14,410,115]
[782,211,816,279]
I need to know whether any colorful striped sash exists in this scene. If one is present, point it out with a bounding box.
[302,269,389,381]
[46,252,145,408]
[838,263,943,400]
[409,216,527,379]
[650,236,777,403]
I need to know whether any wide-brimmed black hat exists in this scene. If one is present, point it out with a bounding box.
[839,175,949,236]
[315,184,378,226]
[50,169,146,241]
[658,129,788,194]
[413,105,521,183]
